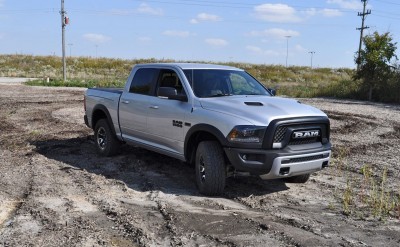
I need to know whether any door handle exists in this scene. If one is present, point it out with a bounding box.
[149,105,159,109]
[122,100,130,104]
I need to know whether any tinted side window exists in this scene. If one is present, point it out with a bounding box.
[129,68,159,95]
[157,69,186,96]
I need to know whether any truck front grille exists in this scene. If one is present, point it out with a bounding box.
[273,126,287,142]
[288,137,320,146]
[264,118,329,149]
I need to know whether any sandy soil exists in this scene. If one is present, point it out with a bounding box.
[0,83,399,247]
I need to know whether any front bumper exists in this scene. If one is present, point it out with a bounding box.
[224,143,331,178]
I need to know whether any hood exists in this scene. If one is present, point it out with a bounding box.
[199,96,327,125]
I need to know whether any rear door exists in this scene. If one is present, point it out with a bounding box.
[119,68,159,141]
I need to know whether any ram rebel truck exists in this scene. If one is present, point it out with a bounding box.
[84,63,331,195]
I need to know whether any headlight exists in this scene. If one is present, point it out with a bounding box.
[227,126,266,143]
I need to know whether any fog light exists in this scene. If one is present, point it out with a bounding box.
[279,167,290,175]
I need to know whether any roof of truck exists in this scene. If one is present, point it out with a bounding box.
[135,63,243,71]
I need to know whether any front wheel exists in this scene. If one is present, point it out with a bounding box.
[94,119,120,156]
[195,141,226,196]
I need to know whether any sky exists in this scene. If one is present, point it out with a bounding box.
[0,0,399,68]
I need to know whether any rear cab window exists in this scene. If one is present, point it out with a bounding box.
[129,68,159,95]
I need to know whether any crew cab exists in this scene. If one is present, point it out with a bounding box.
[84,63,331,195]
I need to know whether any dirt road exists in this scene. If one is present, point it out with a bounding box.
[0,83,399,246]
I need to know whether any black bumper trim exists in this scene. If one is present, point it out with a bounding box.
[224,143,331,175]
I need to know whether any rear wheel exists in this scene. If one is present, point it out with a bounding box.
[284,174,310,183]
[195,141,226,196]
[94,119,120,156]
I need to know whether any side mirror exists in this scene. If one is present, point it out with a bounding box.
[157,87,188,102]
[268,88,276,96]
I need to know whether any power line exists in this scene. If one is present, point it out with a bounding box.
[373,13,400,20]
[374,0,400,5]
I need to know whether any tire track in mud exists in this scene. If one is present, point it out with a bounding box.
[34,136,288,246]
[0,156,34,234]
[31,135,365,247]
[40,143,182,246]
[25,154,143,246]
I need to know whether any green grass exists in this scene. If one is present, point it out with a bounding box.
[330,148,400,220]
[0,54,354,95]
[26,78,125,88]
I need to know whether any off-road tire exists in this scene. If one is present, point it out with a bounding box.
[284,173,311,183]
[195,141,226,196]
[94,119,120,156]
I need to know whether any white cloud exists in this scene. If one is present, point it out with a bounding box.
[246,46,280,56]
[295,45,307,53]
[191,13,221,24]
[321,8,343,17]
[136,3,163,16]
[83,33,111,43]
[110,3,163,16]
[246,46,263,53]
[304,8,343,17]
[249,28,300,39]
[205,38,228,47]
[327,0,363,10]
[163,30,192,38]
[254,4,302,23]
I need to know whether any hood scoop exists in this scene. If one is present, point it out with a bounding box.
[245,102,263,106]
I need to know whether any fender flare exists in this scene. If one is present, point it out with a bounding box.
[91,104,117,136]
[184,124,229,162]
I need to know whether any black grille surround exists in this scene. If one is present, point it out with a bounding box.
[263,116,330,150]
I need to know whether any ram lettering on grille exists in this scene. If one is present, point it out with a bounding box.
[292,130,320,139]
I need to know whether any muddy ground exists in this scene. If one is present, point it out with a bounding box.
[0,82,399,247]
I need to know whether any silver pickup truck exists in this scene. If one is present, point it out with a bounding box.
[84,63,331,195]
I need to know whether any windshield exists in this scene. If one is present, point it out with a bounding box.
[183,69,271,98]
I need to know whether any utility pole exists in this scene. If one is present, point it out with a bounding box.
[285,36,291,67]
[309,51,315,69]
[60,0,67,81]
[356,0,371,71]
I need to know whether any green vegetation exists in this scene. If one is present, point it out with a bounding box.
[330,147,400,219]
[1,50,399,103]
[0,54,353,93]
[355,31,399,102]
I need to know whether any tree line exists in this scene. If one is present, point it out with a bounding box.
[355,31,399,103]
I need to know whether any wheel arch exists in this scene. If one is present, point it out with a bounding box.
[184,124,228,164]
[91,104,116,136]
